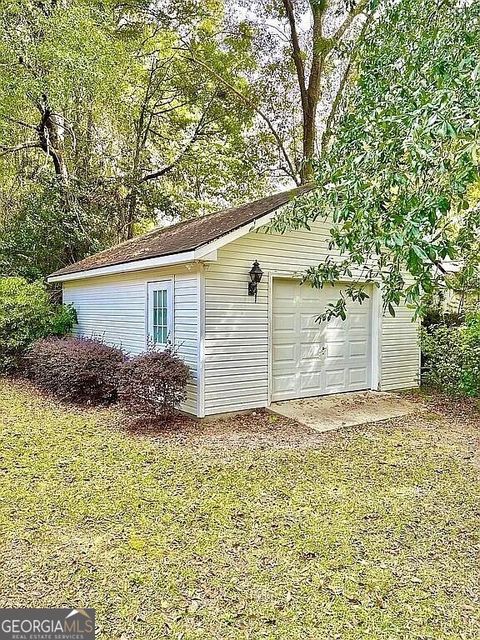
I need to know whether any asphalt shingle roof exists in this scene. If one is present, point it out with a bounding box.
[49,184,313,278]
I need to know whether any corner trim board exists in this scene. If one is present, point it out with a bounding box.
[196,269,206,418]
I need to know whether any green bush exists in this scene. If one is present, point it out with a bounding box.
[421,314,480,396]
[0,277,76,372]
[48,302,78,337]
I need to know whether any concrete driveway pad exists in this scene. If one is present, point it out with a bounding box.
[270,391,419,433]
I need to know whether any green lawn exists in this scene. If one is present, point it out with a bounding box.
[0,379,479,639]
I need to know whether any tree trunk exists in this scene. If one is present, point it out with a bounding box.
[301,103,316,183]
[36,95,69,184]
[283,0,325,184]
[284,1,370,184]
[124,190,138,240]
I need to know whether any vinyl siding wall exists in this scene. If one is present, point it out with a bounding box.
[63,265,199,415]
[204,221,420,416]
[381,306,420,391]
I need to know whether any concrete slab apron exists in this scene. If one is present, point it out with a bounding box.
[270,391,418,433]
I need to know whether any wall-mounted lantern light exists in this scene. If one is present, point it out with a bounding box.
[248,260,263,302]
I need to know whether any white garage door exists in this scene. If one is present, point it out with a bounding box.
[272,279,372,402]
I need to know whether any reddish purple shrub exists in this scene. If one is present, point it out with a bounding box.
[117,348,189,419]
[25,336,125,404]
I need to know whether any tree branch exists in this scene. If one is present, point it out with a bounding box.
[185,54,300,184]
[321,60,352,153]
[0,141,41,157]
[306,5,327,112]
[331,0,369,47]
[35,94,68,181]
[0,114,37,130]
[151,101,189,117]
[322,10,371,153]
[139,95,214,183]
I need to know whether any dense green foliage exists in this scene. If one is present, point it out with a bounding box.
[422,315,480,397]
[278,0,480,318]
[0,0,379,281]
[0,176,113,280]
[1,0,478,316]
[0,277,76,371]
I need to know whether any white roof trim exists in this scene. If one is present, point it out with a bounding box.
[48,250,197,283]
[48,209,278,283]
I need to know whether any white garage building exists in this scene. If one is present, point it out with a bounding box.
[48,185,420,417]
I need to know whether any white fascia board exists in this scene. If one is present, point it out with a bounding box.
[47,250,197,283]
[47,208,276,284]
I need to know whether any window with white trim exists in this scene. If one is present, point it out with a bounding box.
[147,280,173,347]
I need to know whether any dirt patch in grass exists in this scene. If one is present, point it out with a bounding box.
[6,378,480,452]
[402,389,480,470]
[404,386,480,420]
[125,409,326,449]
[9,378,316,448]
[126,387,480,453]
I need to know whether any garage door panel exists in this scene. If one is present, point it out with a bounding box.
[326,341,345,358]
[300,313,322,330]
[273,374,296,396]
[273,344,296,363]
[349,340,368,358]
[298,358,324,373]
[325,369,346,390]
[299,287,325,302]
[349,367,368,385]
[300,331,324,345]
[300,343,325,359]
[325,316,344,329]
[300,323,323,335]
[325,328,347,341]
[300,372,323,392]
[273,313,296,331]
[276,282,298,300]
[349,311,368,328]
[272,279,372,401]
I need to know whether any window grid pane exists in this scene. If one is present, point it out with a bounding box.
[152,286,169,344]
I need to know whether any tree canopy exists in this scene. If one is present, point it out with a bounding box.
[0,0,376,280]
[277,0,480,318]
[0,0,478,311]
[0,0,271,277]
